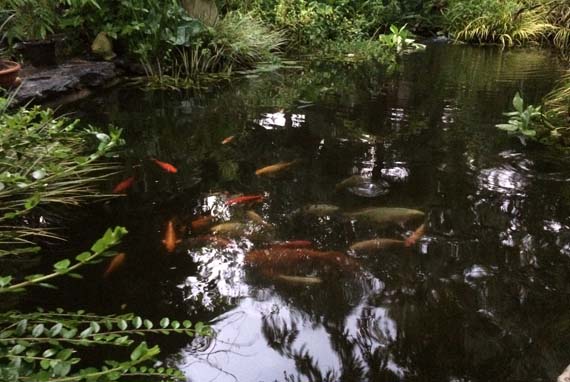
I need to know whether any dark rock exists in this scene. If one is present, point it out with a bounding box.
[14,60,120,105]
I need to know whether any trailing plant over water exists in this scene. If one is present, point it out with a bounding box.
[0,100,210,381]
[0,227,210,382]
[0,100,123,256]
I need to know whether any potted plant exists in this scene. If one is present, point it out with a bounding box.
[0,12,21,88]
[6,0,58,67]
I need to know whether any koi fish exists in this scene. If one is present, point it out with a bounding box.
[269,240,313,249]
[162,220,181,253]
[152,158,178,173]
[405,224,426,247]
[210,222,248,236]
[344,207,424,226]
[350,238,405,253]
[335,175,366,191]
[276,274,323,284]
[225,195,264,206]
[301,204,340,216]
[245,248,358,271]
[246,210,269,226]
[104,252,126,277]
[112,176,135,193]
[191,215,214,232]
[255,160,299,177]
[221,136,235,144]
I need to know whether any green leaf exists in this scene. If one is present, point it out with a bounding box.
[62,328,77,339]
[118,320,128,330]
[130,341,148,361]
[15,319,28,336]
[75,252,92,262]
[143,319,153,329]
[171,321,180,329]
[48,323,63,337]
[0,276,12,287]
[42,348,57,358]
[182,320,192,329]
[56,349,74,361]
[11,344,26,355]
[54,259,71,272]
[132,316,142,329]
[522,129,537,137]
[53,361,71,377]
[90,322,101,333]
[79,327,93,338]
[512,92,524,113]
[32,324,45,337]
[160,318,170,328]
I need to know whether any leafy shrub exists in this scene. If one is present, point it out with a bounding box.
[273,0,365,47]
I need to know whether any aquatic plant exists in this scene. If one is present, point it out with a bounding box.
[496,92,543,139]
[378,24,426,52]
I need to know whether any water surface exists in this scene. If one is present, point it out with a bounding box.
[36,44,570,381]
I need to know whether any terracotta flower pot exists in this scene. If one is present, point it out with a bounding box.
[0,60,22,89]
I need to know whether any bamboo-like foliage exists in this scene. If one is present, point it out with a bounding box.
[0,99,124,256]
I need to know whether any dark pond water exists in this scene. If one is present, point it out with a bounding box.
[28,44,570,381]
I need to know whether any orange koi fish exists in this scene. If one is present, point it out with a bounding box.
[255,160,299,177]
[191,215,214,232]
[104,252,126,277]
[269,240,313,249]
[162,220,181,253]
[221,136,235,144]
[112,176,135,193]
[405,224,426,247]
[225,195,264,206]
[152,158,178,173]
[245,248,359,271]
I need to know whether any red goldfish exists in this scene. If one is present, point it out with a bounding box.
[405,224,426,247]
[245,248,359,272]
[162,220,181,253]
[191,215,214,231]
[104,252,126,277]
[152,158,178,173]
[112,176,135,193]
[221,136,235,144]
[225,195,264,206]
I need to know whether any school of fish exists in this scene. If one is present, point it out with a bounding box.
[109,147,427,284]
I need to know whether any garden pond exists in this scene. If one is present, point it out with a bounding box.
[24,44,570,381]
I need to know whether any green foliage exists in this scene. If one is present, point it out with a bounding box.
[0,296,210,381]
[444,0,553,46]
[0,101,124,256]
[496,92,543,139]
[4,0,57,41]
[378,24,426,52]
[273,0,365,48]
[0,227,127,293]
